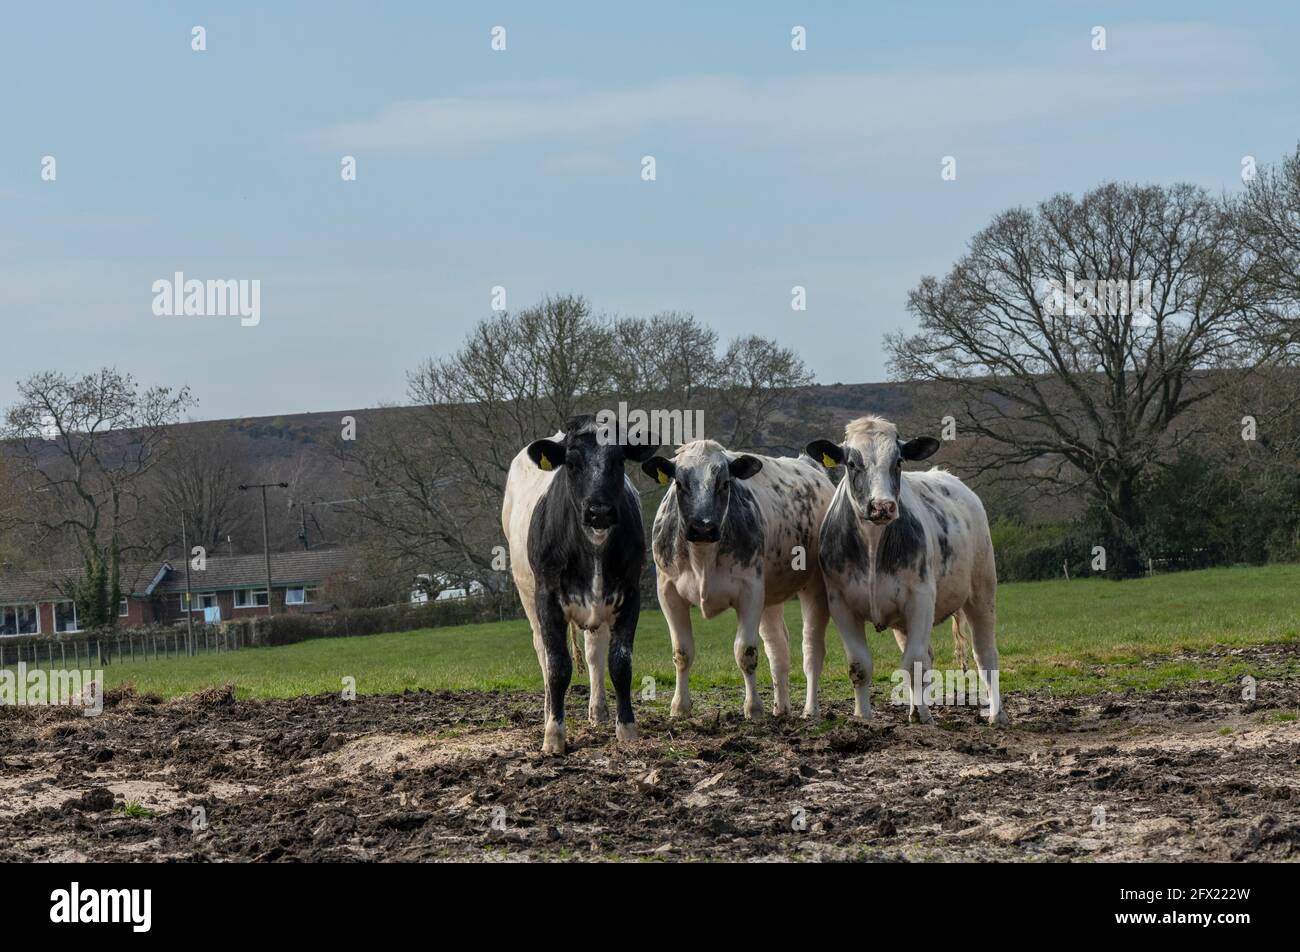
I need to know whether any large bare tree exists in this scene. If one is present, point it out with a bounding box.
[3,368,193,625]
[888,181,1287,577]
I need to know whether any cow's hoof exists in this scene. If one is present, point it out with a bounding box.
[670,698,692,718]
[989,708,1009,726]
[615,721,638,743]
[588,702,609,725]
[743,701,764,720]
[802,705,820,720]
[909,707,934,725]
[849,711,872,723]
[772,701,791,717]
[541,722,566,756]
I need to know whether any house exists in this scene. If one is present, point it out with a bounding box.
[0,548,357,636]
[410,573,487,604]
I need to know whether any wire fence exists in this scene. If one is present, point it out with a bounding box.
[0,625,243,672]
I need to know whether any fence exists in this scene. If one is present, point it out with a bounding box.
[0,625,244,672]
[0,592,529,672]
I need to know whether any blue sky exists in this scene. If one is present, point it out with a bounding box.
[3,1,1298,421]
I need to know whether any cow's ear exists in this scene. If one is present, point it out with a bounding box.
[623,440,659,464]
[641,456,676,486]
[527,439,566,472]
[806,439,844,470]
[728,454,763,480]
[900,436,941,461]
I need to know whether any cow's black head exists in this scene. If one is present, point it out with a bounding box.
[527,415,657,540]
[806,416,938,526]
[641,440,762,544]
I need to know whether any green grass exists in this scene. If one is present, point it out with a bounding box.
[79,563,1300,701]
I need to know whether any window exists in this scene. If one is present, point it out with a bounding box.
[234,589,269,609]
[119,598,129,618]
[180,592,218,613]
[285,587,305,605]
[0,604,39,636]
[54,601,80,633]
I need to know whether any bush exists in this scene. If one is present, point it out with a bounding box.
[224,594,526,648]
[990,518,1093,582]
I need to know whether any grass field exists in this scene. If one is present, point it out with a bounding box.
[81,563,1300,702]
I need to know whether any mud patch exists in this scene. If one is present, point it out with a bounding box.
[1,646,1298,861]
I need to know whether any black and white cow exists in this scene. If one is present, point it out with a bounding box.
[806,415,1006,725]
[641,441,835,719]
[502,416,657,755]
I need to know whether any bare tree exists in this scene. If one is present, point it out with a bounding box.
[889,182,1285,577]
[3,368,194,624]
[342,295,813,594]
[1239,142,1300,312]
[716,334,813,450]
[148,425,252,555]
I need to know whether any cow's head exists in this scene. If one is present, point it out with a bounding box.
[527,415,657,540]
[806,416,938,526]
[641,440,762,543]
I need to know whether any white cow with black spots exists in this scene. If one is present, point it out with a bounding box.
[640,441,835,719]
[806,415,1006,725]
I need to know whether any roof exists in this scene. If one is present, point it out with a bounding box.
[152,548,356,593]
[0,548,356,603]
[0,561,166,605]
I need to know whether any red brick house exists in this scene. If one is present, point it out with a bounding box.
[0,548,356,636]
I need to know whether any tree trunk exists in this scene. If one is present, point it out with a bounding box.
[1104,478,1143,580]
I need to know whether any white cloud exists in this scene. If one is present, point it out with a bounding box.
[314,22,1271,156]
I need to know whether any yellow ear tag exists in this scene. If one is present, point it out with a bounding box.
[657,469,669,486]
[538,455,553,471]
[821,453,836,469]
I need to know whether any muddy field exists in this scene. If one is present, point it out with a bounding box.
[2,644,1298,862]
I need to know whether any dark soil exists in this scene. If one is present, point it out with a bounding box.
[2,644,1298,862]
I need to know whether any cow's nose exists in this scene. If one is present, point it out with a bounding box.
[584,503,615,528]
[868,499,897,522]
[686,518,720,541]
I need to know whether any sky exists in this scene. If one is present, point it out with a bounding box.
[2,1,1298,422]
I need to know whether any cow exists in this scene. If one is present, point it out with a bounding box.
[640,441,835,720]
[805,415,1006,725]
[502,415,657,755]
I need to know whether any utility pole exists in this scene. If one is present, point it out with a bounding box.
[239,482,289,616]
[180,509,195,655]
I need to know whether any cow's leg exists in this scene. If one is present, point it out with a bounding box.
[536,597,572,755]
[584,624,610,724]
[900,597,936,725]
[828,595,872,718]
[965,597,1007,725]
[892,626,935,667]
[659,578,696,717]
[734,589,765,719]
[797,583,830,718]
[758,605,791,717]
[521,589,551,726]
[608,588,640,743]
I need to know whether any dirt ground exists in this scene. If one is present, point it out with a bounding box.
[2,644,1298,862]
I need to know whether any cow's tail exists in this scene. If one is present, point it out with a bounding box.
[569,622,583,667]
[951,612,970,673]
